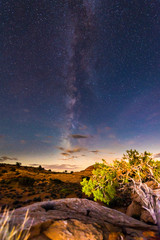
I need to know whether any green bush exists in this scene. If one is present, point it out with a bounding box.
[81,149,160,204]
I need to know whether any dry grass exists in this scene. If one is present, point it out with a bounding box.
[0,208,30,240]
[0,164,93,209]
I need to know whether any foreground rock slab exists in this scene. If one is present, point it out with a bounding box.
[6,198,158,240]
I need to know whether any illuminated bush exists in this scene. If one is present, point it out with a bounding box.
[81,149,160,204]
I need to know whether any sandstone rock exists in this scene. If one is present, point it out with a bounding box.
[126,201,141,218]
[2,198,158,240]
[44,219,103,240]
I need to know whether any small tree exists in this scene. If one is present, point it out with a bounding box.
[38,165,44,171]
[81,150,160,204]
[81,150,160,233]
[16,162,21,167]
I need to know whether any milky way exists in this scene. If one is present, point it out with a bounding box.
[61,0,98,148]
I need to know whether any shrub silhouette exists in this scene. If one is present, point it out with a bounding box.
[50,178,63,184]
[16,162,21,167]
[18,176,35,186]
[38,165,44,170]
[10,167,16,171]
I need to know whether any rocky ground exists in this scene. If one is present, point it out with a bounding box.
[0,164,158,225]
[6,198,158,240]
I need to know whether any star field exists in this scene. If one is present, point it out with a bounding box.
[0,0,160,170]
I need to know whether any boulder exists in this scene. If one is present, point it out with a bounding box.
[3,198,158,240]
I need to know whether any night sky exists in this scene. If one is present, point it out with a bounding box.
[0,0,160,171]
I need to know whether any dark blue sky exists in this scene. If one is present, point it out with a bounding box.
[0,0,160,170]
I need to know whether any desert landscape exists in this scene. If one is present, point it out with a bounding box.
[0,0,159,239]
[0,163,94,210]
[1,154,160,240]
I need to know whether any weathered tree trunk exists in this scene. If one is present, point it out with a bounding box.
[133,182,160,236]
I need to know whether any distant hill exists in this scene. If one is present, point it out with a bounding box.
[0,163,94,211]
[80,164,96,174]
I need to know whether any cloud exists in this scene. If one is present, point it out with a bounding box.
[71,156,78,159]
[79,125,88,130]
[34,135,54,144]
[66,147,87,154]
[154,153,160,158]
[69,134,90,139]
[35,134,41,137]
[42,164,79,170]
[97,125,112,134]
[105,126,112,131]
[108,134,116,139]
[29,164,40,167]
[29,163,79,170]
[126,140,135,145]
[61,156,79,160]
[35,134,53,144]
[57,147,65,151]
[61,152,70,156]
[0,135,5,138]
[23,109,30,113]
[20,140,26,144]
[57,146,88,155]
[90,150,99,154]
[0,156,17,162]
[41,140,52,144]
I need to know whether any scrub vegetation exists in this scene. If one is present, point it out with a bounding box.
[81,149,160,204]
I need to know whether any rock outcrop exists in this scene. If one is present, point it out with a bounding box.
[6,198,158,240]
